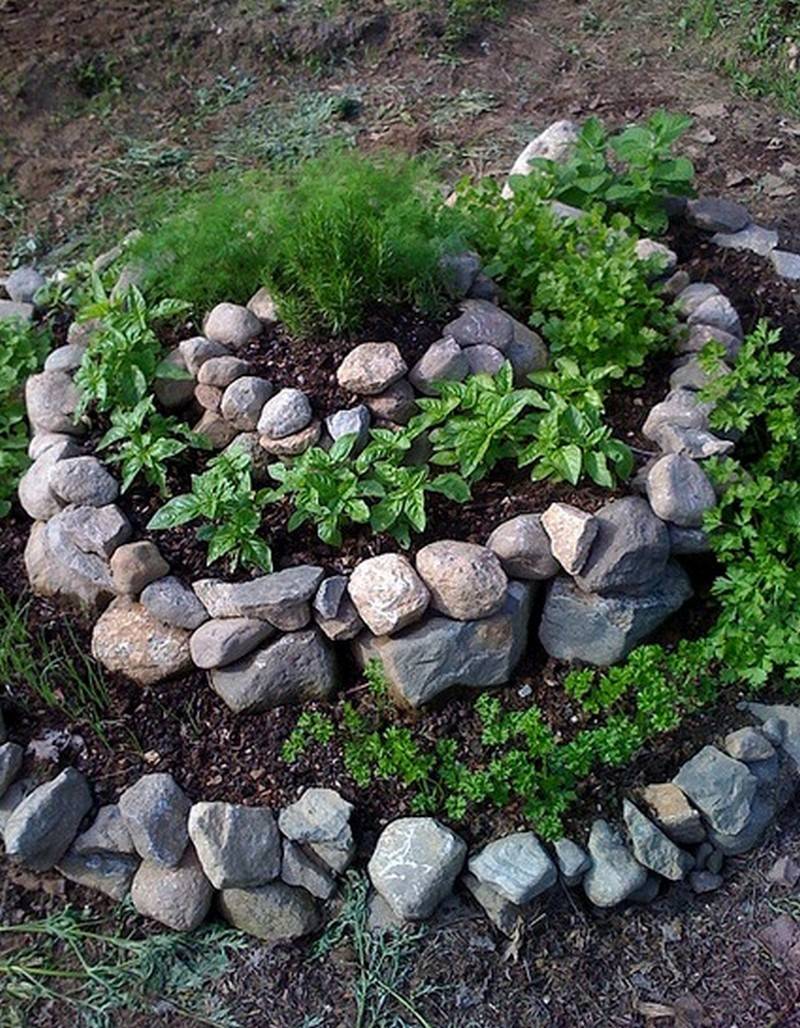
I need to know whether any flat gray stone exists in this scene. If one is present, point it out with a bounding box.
[643,388,713,445]
[771,250,800,281]
[140,575,209,630]
[313,576,349,620]
[131,846,213,931]
[49,456,119,507]
[210,627,337,714]
[53,504,131,559]
[674,283,720,318]
[468,832,556,904]
[488,514,559,580]
[72,804,136,856]
[189,617,275,669]
[574,497,670,596]
[355,580,532,707]
[687,294,742,338]
[197,355,251,388]
[655,423,734,459]
[368,817,466,920]
[583,819,648,908]
[539,562,693,666]
[188,801,281,889]
[313,579,363,641]
[553,838,591,886]
[218,881,320,941]
[686,197,750,233]
[712,224,778,257]
[57,850,139,901]
[669,356,731,393]
[118,772,191,868]
[623,799,694,881]
[673,746,757,836]
[281,840,336,899]
[194,566,323,630]
[409,338,468,395]
[3,768,92,871]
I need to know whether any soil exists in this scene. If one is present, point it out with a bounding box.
[3,2,800,1026]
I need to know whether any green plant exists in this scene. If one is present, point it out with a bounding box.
[0,317,49,515]
[97,397,209,495]
[280,709,335,762]
[149,449,273,571]
[195,67,255,113]
[74,278,190,417]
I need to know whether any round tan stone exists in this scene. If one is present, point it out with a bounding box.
[91,598,192,686]
[415,541,507,621]
[348,554,430,636]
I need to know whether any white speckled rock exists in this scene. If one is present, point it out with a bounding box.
[91,598,192,686]
[257,387,312,439]
[336,342,408,395]
[348,554,430,635]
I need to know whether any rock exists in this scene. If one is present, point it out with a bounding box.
[18,439,80,521]
[582,820,648,908]
[0,299,34,322]
[506,323,548,383]
[674,282,720,319]
[92,597,192,685]
[204,303,260,348]
[6,266,45,303]
[767,855,800,890]
[502,120,580,197]
[689,870,722,894]
[656,423,734,459]
[444,299,514,352]
[687,294,742,338]
[219,376,273,431]
[57,849,139,901]
[247,286,278,323]
[643,388,714,446]
[25,371,84,435]
[67,318,103,347]
[669,355,732,392]
[746,703,800,770]
[409,337,468,395]
[197,355,251,388]
[539,562,692,666]
[140,576,209,630]
[348,554,430,636]
[465,344,505,376]
[468,272,501,303]
[310,837,356,874]
[312,577,364,641]
[669,525,711,555]
[188,801,281,889]
[712,224,779,257]
[640,783,706,846]
[193,566,324,629]
[678,324,742,362]
[368,817,466,920]
[635,238,678,276]
[628,874,661,904]
[192,410,240,449]
[257,387,312,439]
[44,343,87,373]
[25,516,115,610]
[218,881,320,941]
[154,348,194,411]
[131,846,213,931]
[119,773,191,867]
[0,778,35,832]
[416,541,507,621]
[622,799,694,881]
[355,580,532,706]
[259,419,321,457]
[189,617,275,669]
[49,456,119,507]
[489,513,560,580]
[28,431,77,460]
[673,746,757,835]
[281,840,336,899]
[210,628,337,714]
[179,336,229,375]
[0,707,5,745]
[439,251,481,297]
[0,742,23,797]
[336,342,407,395]
[553,838,591,886]
[313,576,349,620]
[278,787,353,847]
[72,804,136,856]
[468,832,556,904]
[686,197,750,233]
[646,454,716,528]
[541,503,598,575]
[3,768,92,871]
[325,405,371,452]
[364,378,417,425]
[196,386,225,417]
[724,727,775,763]
[771,250,800,281]
[574,497,670,595]
[110,541,169,596]
[462,872,523,936]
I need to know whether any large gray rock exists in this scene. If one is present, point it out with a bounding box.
[203,303,260,348]
[5,266,45,303]
[646,454,716,527]
[583,819,648,908]
[416,541,508,621]
[364,378,417,425]
[368,817,466,920]
[0,299,34,322]
[189,617,275,669]
[140,575,209,630]
[210,628,337,714]
[218,881,320,941]
[439,251,481,297]
[623,799,694,881]
[131,846,214,931]
[118,772,191,867]
[462,871,523,937]
[468,832,556,904]
[488,513,560,580]
[53,504,131,558]
[687,294,743,338]
[91,598,192,685]
[673,746,757,836]
[58,849,139,901]
[257,387,312,439]
[247,286,279,323]
[188,801,281,889]
[18,438,80,521]
[348,554,430,636]
[656,423,734,459]
[193,566,323,630]
[506,322,548,383]
[642,388,713,444]
[71,804,136,857]
[677,323,742,362]
[355,580,532,706]
[44,343,87,373]
[197,355,251,387]
[465,343,504,376]
[574,497,670,595]
[336,342,407,395]
[220,376,273,430]
[25,371,85,435]
[409,338,468,395]
[540,562,692,666]
[3,768,92,871]
[49,456,119,507]
[541,503,598,576]
[686,197,750,233]
[25,517,115,610]
[444,299,513,352]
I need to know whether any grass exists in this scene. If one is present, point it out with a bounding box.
[678,0,800,112]
[0,904,249,1028]
[0,592,112,744]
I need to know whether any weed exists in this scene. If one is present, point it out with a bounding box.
[0,317,49,515]
[74,53,123,100]
[195,67,256,114]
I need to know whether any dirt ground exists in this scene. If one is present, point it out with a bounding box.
[2,1,800,1026]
